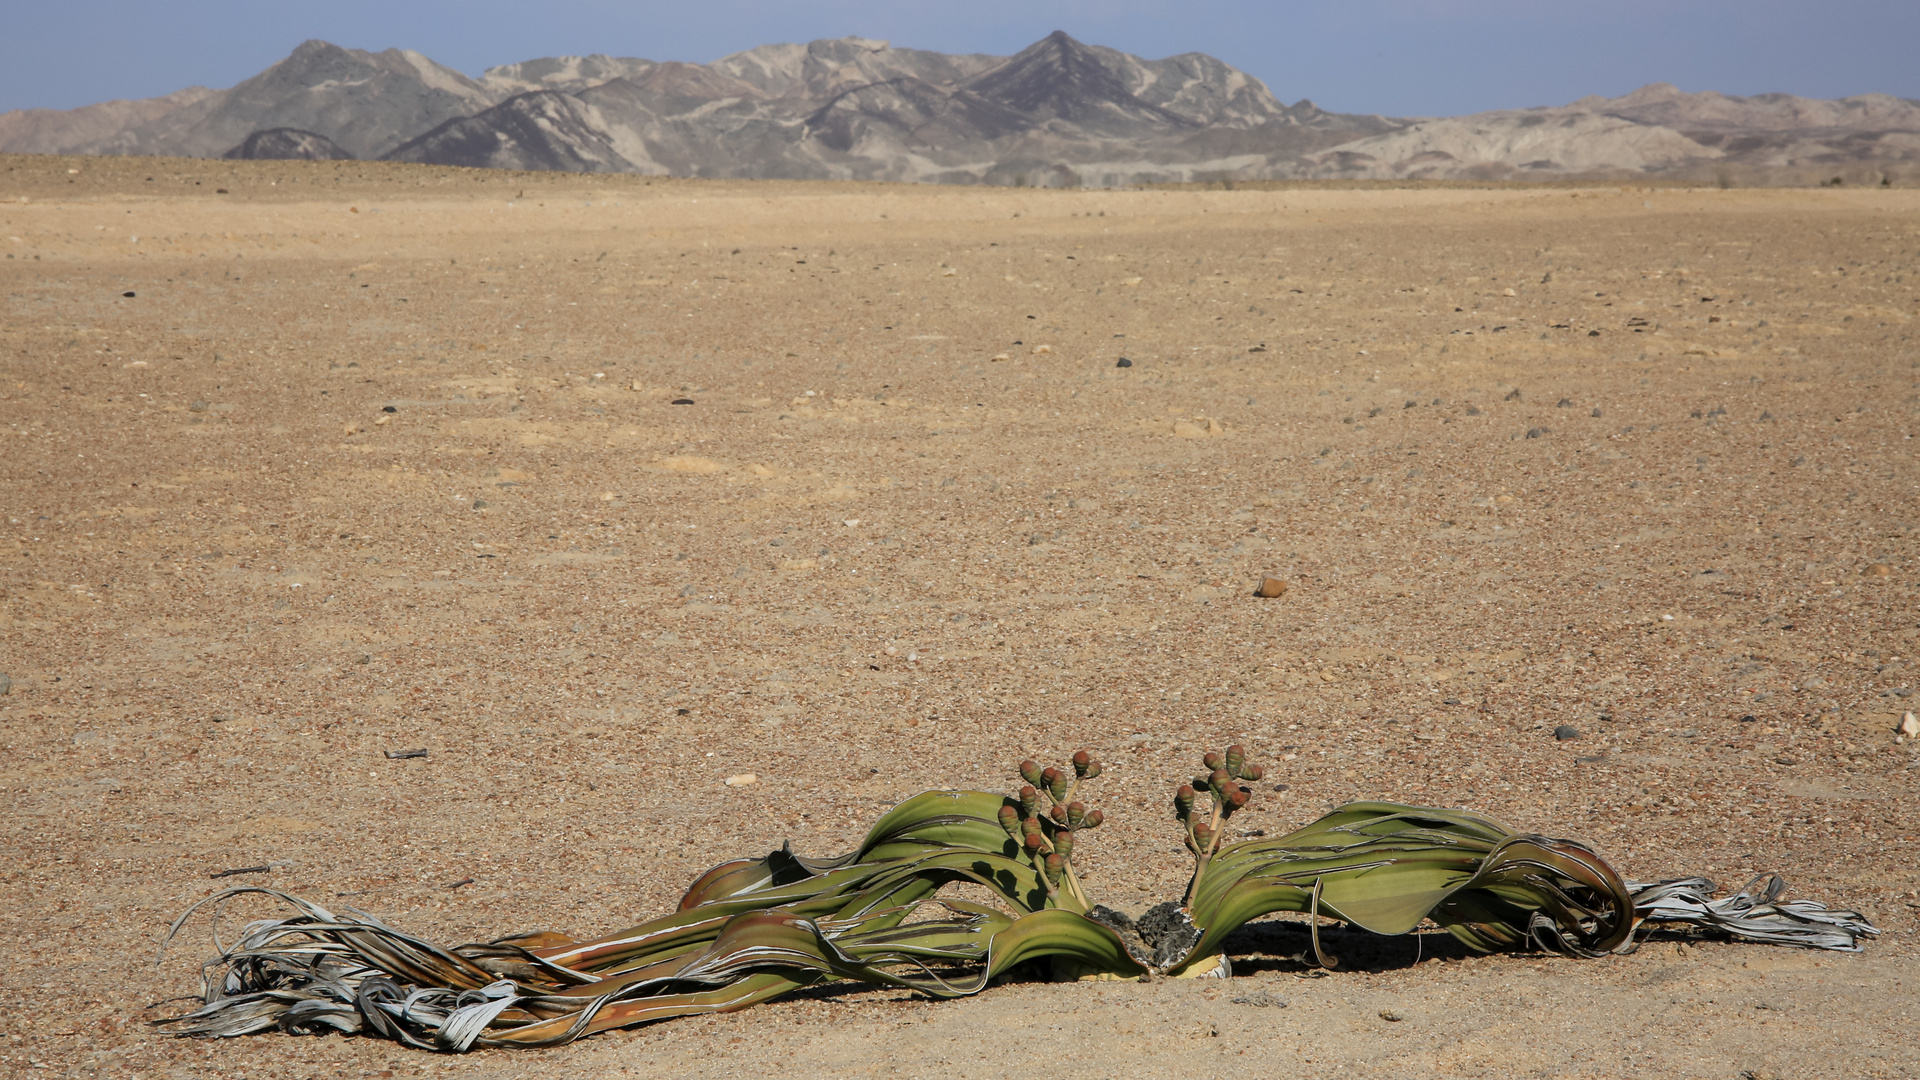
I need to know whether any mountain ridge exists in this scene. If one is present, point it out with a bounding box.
[2,34,1913,185]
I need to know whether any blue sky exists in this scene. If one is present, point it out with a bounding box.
[6,0,1917,116]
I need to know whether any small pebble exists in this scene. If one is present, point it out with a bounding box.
[1115,357,1132,368]
[724,773,759,787]
[1253,576,1288,598]
[672,398,695,405]
[1379,1009,1405,1022]
[189,400,209,413]
[1591,407,1603,417]
[1526,427,1548,439]
[1899,712,1919,738]
[1553,725,1581,741]
[1557,398,1573,407]
[1865,563,1892,577]
[471,499,490,510]
[0,672,10,696]
[122,291,135,298]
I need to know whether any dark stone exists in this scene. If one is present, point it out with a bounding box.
[382,405,398,413]
[122,291,135,298]
[1115,357,1132,367]
[672,398,696,405]
[1553,724,1581,741]
[1526,427,1548,439]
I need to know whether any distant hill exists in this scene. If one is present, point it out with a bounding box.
[1299,83,1920,181]
[4,34,1916,185]
[387,32,1398,185]
[222,127,355,161]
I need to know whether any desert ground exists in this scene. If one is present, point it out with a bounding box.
[2,155,1917,1079]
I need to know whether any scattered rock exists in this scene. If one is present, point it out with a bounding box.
[189,400,210,413]
[1899,712,1919,738]
[1169,416,1226,438]
[122,291,135,298]
[1253,576,1289,598]
[383,748,429,760]
[1865,563,1893,577]
[671,398,695,405]
[471,499,490,510]
[1031,344,1052,355]
[724,773,759,787]
[1526,427,1548,438]
[991,353,1010,362]
[1115,357,1132,367]
[374,414,391,426]
[1591,407,1604,417]
[1465,405,1482,416]
[1504,389,1522,401]
[1379,1009,1406,1022]
[1231,990,1288,1008]
[1557,398,1573,408]
[382,405,397,413]
[1554,724,1581,741]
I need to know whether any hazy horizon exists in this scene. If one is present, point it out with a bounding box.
[4,0,1917,118]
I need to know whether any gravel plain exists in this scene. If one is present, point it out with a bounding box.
[2,155,1917,1078]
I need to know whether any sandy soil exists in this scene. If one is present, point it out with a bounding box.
[2,154,1917,1079]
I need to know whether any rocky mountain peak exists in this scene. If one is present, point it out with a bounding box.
[964,30,1194,130]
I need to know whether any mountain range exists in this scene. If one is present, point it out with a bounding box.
[2,32,1915,185]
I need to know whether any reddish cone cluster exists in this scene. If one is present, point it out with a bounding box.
[1174,744,1265,904]
[999,749,1104,904]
